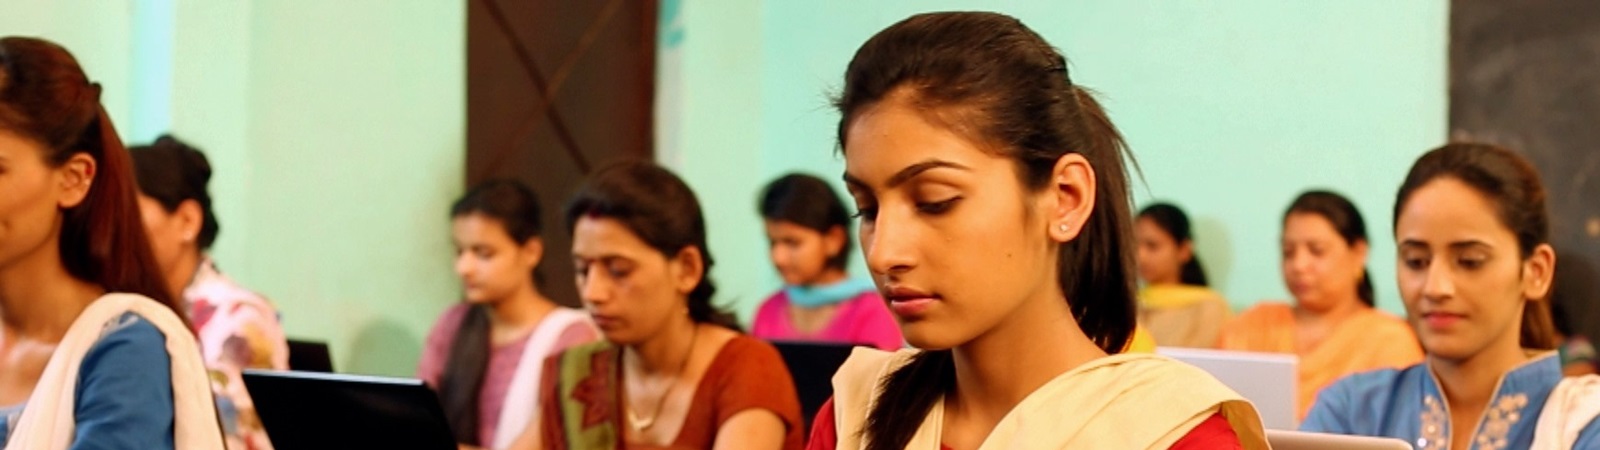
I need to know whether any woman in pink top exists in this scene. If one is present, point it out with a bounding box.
[752,174,902,350]
[417,180,597,450]
[132,135,289,450]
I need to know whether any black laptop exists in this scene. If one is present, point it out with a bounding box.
[243,370,455,450]
[771,341,859,430]
[285,339,334,373]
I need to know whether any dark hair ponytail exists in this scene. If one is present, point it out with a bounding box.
[0,37,186,328]
[1285,190,1375,307]
[1394,143,1556,350]
[1137,203,1208,286]
[437,305,489,445]
[435,180,547,445]
[834,13,1137,449]
[131,134,220,249]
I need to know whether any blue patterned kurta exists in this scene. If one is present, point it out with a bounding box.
[1303,353,1600,449]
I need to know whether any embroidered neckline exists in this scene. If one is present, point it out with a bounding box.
[1420,353,1554,449]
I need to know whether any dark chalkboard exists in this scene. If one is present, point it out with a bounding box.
[1451,0,1600,343]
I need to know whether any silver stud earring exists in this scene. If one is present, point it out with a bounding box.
[1058,224,1070,233]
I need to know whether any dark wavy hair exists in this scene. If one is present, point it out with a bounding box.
[566,160,736,327]
[833,13,1139,449]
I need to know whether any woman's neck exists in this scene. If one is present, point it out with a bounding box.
[1145,273,1181,287]
[166,249,203,300]
[947,289,1107,428]
[0,242,105,342]
[485,283,556,330]
[626,316,698,374]
[1293,293,1366,328]
[802,268,848,287]
[1430,332,1530,414]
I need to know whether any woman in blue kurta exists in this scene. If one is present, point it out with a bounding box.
[0,37,223,449]
[1303,142,1600,449]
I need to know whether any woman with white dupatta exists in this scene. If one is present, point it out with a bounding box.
[1303,143,1600,449]
[417,180,597,450]
[0,36,223,450]
[805,12,1269,450]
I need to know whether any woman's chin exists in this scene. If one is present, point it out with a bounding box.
[901,326,963,351]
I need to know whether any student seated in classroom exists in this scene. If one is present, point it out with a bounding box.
[805,12,1268,450]
[132,134,289,450]
[1135,202,1229,348]
[1218,190,1424,419]
[1302,142,1600,449]
[540,161,804,450]
[0,36,224,449]
[751,173,902,350]
[418,180,598,450]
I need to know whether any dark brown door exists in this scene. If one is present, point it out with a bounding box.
[1451,0,1600,341]
[467,0,657,307]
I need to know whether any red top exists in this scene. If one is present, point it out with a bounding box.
[804,398,1241,450]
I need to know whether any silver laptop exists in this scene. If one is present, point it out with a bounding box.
[1268,430,1412,450]
[1157,347,1299,430]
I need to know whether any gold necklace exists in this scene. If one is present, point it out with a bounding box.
[626,325,698,432]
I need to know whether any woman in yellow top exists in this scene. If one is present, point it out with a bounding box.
[1218,190,1424,419]
[806,12,1267,450]
[1136,203,1229,348]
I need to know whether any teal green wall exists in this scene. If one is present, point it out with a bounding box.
[5,1,1446,369]
[5,1,465,376]
[671,1,1449,318]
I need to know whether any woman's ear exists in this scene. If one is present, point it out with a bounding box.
[824,225,848,258]
[1350,239,1371,271]
[1045,153,1096,243]
[1523,243,1556,301]
[520,237,546,269]
[175,199,205,244]
[55,153,96,209]
[671,246,706,295]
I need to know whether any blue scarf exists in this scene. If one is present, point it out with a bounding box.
[783,277,877,308]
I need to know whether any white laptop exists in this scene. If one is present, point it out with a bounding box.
[1157,347,1299,430]
[1267,430,1412,450]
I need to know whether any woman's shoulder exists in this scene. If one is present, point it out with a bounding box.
[1217,302,1294,349]
[1542,375,1600,447]
[90,312,167,353]
[757,290,791,311]
[709,332,787,366]
[829,347,919,391]
[1313,363,1425,410]
[1301,363,1426,433]
[1142,284,1227,305]
[186,262,277,309]
[837,290,889,315]
[752,291,793,331]
[79,312,173,395]
[426,302,473,334]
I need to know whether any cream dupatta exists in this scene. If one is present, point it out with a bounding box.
[831,348,1268,450]
[5,293,224,450]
